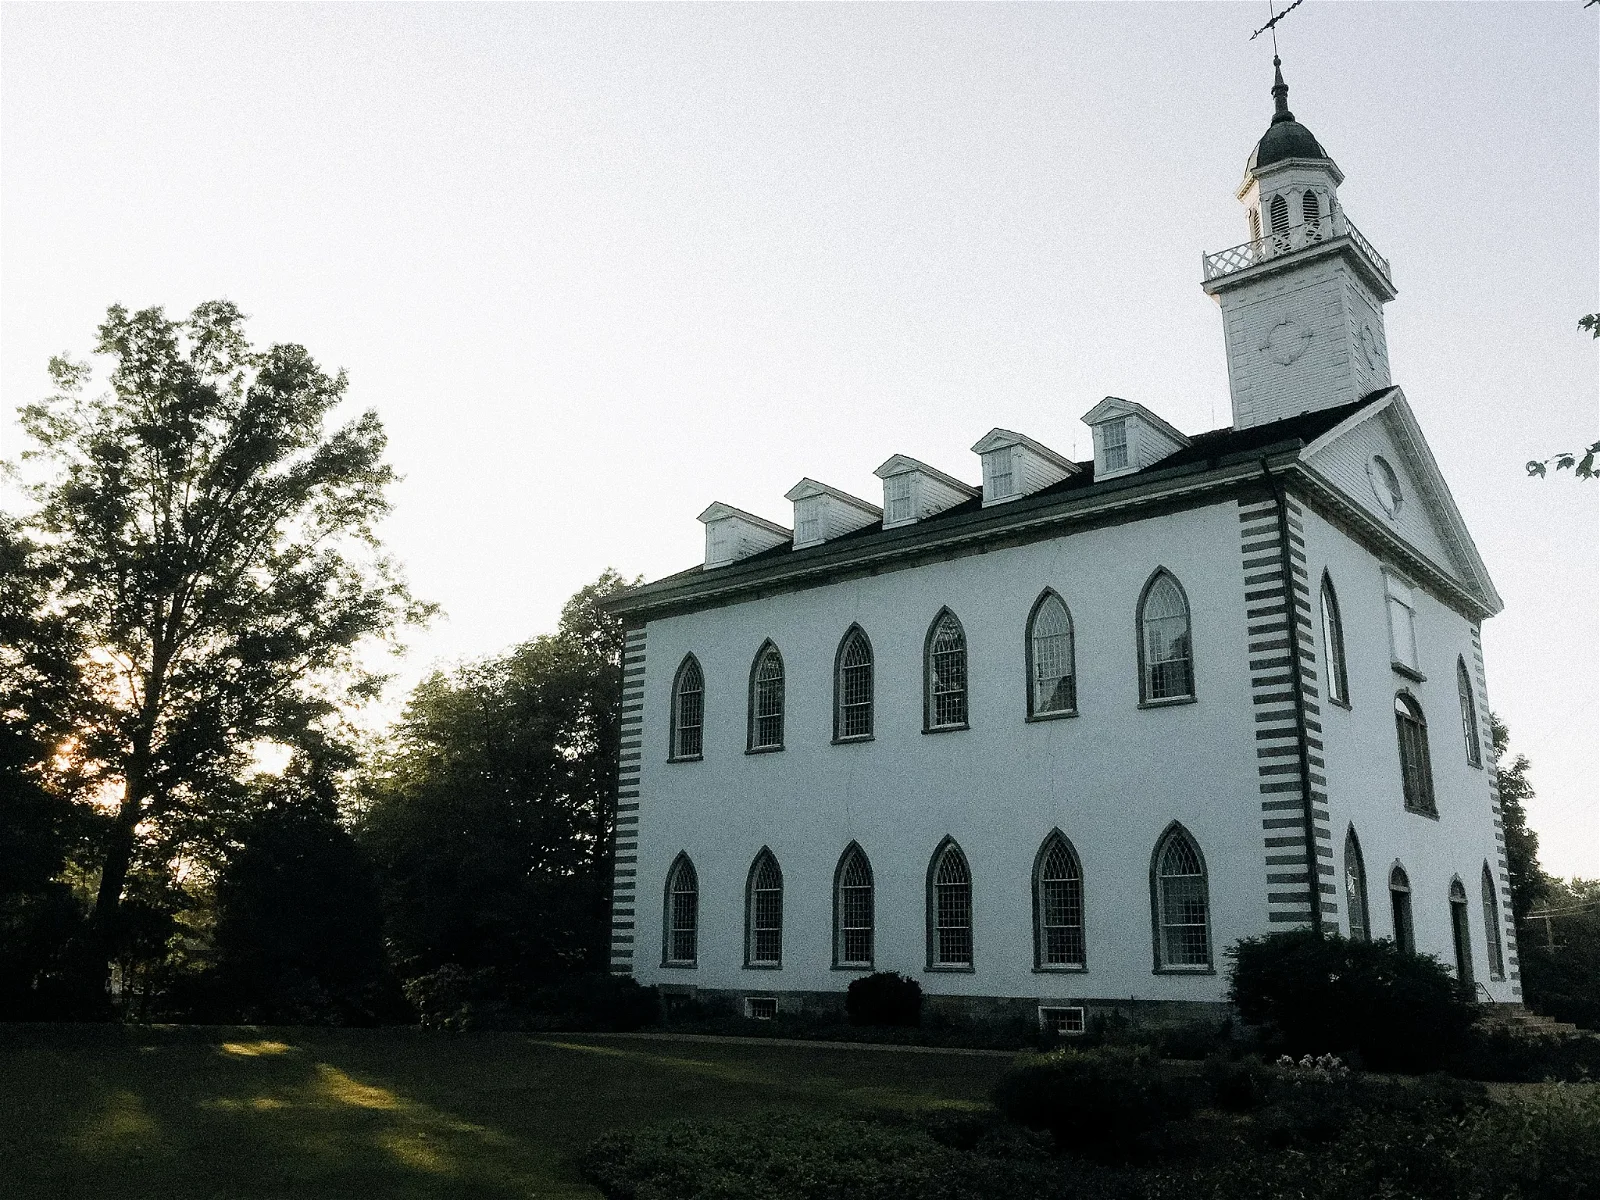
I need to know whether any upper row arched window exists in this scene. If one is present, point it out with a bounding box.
[747,642,784,752]
[1321,574,1350,707]
[924,610,969,731]
[834,626,873,742]
[1138,571,1194,704]
[671,574,1198,756]
[1394,692,1436,816]
[1027,591,1077,718]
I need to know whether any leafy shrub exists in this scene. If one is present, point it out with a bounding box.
[1227,930,1473,1071]
[405,967,654,1032]
[584,1110,1135,1200]
[846,971,922,1027]
[1450,1024,1600,1082]
[1201,1053,1272,1112]
[992,1047,1192,1159]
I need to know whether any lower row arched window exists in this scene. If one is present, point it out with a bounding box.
[662,826,1214,973]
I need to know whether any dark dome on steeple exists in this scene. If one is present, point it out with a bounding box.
[1246,57,1329,173]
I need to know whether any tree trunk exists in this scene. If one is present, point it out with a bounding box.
[89,775,147,994]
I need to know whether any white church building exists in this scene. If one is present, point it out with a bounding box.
[604,61,1520,1028]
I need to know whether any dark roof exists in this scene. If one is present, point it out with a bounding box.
[1247,57,1330,174]
[631,390,1393,598]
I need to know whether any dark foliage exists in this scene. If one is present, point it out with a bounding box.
[1227,929,1474,1070]
[1517,878,1600,1032]
[166,757,403,1025]
[991,1047,1193,1160]
[583,1072,1599,1200]
[405,967,656,1032]
[846,971,923,1027]
[1450,1024,1600,1082]
[584,1110,1137,1200]
[1200,1054,1273,1111]
[359,572,634,1012]
[1491,713,1547,922]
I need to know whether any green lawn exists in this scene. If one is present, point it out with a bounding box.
[0,1025,1013,1199]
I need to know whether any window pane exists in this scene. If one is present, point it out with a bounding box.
[752,650,784,748]
[1031,596,1076,714]
[1321,582,1348,705]
[886,474,913,524]
[674,661,703,758]
[928,615,967,727]
[1345,834,1369,943]
[667,861,697,963]
[837,849,874,965]
[1143,577,1193,701]
[1458,660,1481,766]
[1157,833,1209,967]
[1102,419,1128,471]
[1481,868,1504,978]
[749,855,783,965]
[1038,840,1084,966]
[1388,597,1417,669]
[934,848,972,966]
[837,632,873,739]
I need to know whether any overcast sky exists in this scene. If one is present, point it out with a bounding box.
[2,2,1595,876]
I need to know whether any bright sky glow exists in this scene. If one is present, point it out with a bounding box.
[2,3,1594,875]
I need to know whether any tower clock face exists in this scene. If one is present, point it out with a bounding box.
[1358,324,1379,369]
[1261,317,1314,366]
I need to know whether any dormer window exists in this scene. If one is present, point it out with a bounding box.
[1081,397,1191,480]
[699,503,791,569]
[885,474,913,525]
[874,456,979,528]
[783,480,881,550]
[1101,419,1129,471]
[982,447,1015,501]
[795,497,822,547]
[969,429,1077,506]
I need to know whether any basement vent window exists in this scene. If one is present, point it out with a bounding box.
[1038,1006,1085,1035]
[744,996,778,1021]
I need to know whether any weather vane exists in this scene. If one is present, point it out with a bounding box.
[1251,0,1307,46]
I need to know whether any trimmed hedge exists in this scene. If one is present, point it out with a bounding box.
[991,1046,1194,1159]
[1227,930,1474,1071]
[846,971,922,1028]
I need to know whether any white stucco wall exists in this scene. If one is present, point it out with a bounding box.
[629,500,1270,1005]
[1301,506,1516,999]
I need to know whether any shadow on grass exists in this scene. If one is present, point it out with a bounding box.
[0,1025,1011,1200]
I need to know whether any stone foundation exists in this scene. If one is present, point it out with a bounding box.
[656,983,1232,1033]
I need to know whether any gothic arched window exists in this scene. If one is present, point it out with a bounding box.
[1449,877,1474,987]
[834,843,874,968]
[1320,574,1350,708]
[1389,863,1415,955]
[747,642,785,751]
[1138,571,1194,703]
[928,839,973,968]
[1457,657,1482,767]
[1394,693,1436,815]
[745,848,783,967]
[663,854,698,967]
[1481,864,1505,980]
[834,626,874,741]
[1152,824,1211,969]
[1302,190,1320,223]
[1034,831,1086,969]
[924,610,969,731]
[670,655,704,760]
[1269,193,1290,233]
[1344,827,1371,943]
[1027,591,1077,718]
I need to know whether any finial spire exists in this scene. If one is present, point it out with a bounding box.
[1271,55,1295,124]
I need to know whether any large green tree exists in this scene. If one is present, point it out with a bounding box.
[360,571,631,1006]
[13,301,422,989]
[1489,712,1546,922]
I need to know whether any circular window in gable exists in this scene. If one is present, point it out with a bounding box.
[1368,455,1403,517]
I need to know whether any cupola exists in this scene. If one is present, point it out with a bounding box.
[783,479,883,549]
[872,455,978,529]
[698,502,790,569]
[1202,57,1396,429]
[969,429,1079,506]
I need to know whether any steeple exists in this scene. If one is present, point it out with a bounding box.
[1201,59,1397,429]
